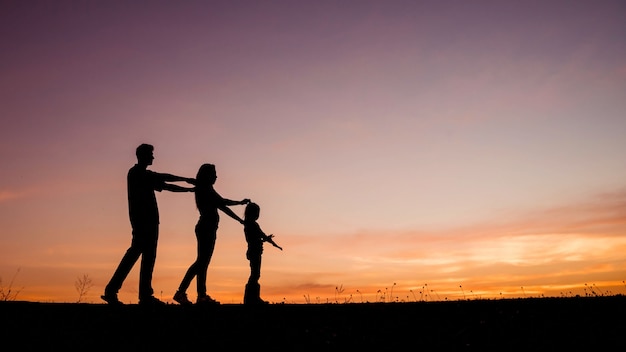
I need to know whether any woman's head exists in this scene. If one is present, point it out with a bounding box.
[245,202,260,221]
[196,163,217,186]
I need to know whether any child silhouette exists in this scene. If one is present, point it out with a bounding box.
[243,202,281,305]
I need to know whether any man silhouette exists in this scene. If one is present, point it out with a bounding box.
[102,143,195,305]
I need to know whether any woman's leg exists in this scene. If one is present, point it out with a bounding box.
[196,225,217,297]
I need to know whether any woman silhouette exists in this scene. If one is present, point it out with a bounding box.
[173,163,249,305]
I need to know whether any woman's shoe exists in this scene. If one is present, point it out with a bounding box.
[173,291,192,306]
[196,295,220,305]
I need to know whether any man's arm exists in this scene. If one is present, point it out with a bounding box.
[159,173,196,185]
[162,183,194,193]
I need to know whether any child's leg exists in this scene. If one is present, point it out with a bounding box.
[244,252,264,304]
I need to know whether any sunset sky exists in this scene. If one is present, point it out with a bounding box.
[1,0,625,304]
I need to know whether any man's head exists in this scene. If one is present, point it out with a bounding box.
[136,143,154,166]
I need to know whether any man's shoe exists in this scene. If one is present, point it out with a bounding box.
[101,293,123,305]
[139,296,166,306]
[173,291,192,306]
[196,295,220,305]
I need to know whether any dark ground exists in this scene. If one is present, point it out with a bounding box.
[1,296,624,351]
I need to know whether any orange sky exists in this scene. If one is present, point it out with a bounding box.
[1,1,625,304]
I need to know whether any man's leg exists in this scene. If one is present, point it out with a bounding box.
[102,239,142,303]
[138,226,159,300]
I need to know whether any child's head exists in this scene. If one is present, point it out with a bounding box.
[244,202,260,221]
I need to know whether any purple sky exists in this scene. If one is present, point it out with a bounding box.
[1,1,625,303]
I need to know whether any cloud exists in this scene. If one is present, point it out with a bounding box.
[275,188,626,296]
[0,190,21,202]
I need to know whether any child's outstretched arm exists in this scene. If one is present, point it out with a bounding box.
[263,233,283,251]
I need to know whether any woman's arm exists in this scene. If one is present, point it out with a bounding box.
[214,191,249,223]
[217,204,244,224]
[222,198,250,206]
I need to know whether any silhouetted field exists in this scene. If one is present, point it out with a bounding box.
[1,296,624,350]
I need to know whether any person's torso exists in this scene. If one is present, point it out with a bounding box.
[195,185,220,223]
[244,221,264,247]
[127,165,163,225]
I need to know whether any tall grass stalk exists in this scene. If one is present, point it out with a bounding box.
[0,268,23,302]
[74,273,93,303]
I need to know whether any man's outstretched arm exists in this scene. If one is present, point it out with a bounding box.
[160,173,195,185]
[162,183,194,193]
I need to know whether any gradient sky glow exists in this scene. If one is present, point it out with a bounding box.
[1,0,625,304]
